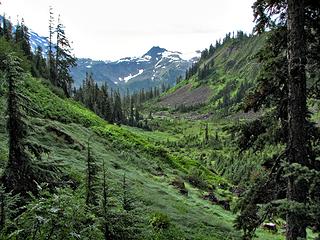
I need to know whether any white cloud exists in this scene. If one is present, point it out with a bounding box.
[0,0,255,60]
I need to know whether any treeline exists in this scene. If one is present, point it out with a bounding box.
[74,73,169,128]
[185,30,250,81]
[0,9,76,97]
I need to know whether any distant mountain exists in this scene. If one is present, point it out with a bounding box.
[70,47,200,91]
[29,31,49,53]
[0,16,200,91]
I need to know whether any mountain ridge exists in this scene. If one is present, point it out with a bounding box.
[70,46,200,91]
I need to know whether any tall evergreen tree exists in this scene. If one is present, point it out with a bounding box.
[113,89,123,124]
[286,0,308,238]
[101,161,112,240]
[235,1,320,239]
[19,19,32,59]
[33,46,48,78]
[2,15,12,41]
[86,136,99,207]
[48,6,56,85]
[55,15,76,97]
[129,97,135,126]
[2,54,37,196]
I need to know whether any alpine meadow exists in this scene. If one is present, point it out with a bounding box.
[0,0,320,239]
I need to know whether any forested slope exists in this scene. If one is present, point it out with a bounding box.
[0,37,282,239]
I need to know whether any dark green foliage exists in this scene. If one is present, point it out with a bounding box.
[55,16,77,97]
[45,8,76,97]
[2,53,62,198]
[113,89,123,124]
[100,161,112,240]
[0,16,49,80]
[74,73,164,129]
[86,136,100,207]
[99,166,143,240]
[32,46,49,78]
[14,19,32,60]
[185,62,199,80]
[198,63,213,81]
[0,185,20,235]
[1,15,13,41]
[122,174,134,211]
[2,53,38,196]
[234,0,320,238]
[14,187,103,239]
[47,6,56,86]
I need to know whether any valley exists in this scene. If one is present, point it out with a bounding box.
[0,1,320,239]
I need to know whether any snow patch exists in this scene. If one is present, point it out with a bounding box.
[136,55,151,62]
[117,57,133,63]
[151,73,156,81]
[123,69,144,83]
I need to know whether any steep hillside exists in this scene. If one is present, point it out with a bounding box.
[154,34,266,114]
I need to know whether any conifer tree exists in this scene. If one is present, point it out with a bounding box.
[234,1,320,239]
[135,106,140,123]
[122,174,134,212]
[86,136,99,207]
[55,15,76,97]
[209,44,215,56]
[113,89,123,124]
[19,19,31,59]
[2,15,12,41]
[129,97,135,126]
[33,46,48,78]
[48,6,56,85]
[286,0,308,238]
[2,54,37,196]
[101,160,112,240]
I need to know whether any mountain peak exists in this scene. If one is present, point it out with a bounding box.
[143,46,167,58]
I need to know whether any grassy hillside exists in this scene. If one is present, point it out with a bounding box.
[0,71,286,239]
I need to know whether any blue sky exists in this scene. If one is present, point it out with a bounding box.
[1,0,256,60]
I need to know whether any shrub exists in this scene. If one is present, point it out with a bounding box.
[149,212,171,231]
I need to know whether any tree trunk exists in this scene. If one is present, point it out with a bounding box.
[286,0,308,239]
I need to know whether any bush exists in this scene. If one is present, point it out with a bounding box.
[149,212,171,232]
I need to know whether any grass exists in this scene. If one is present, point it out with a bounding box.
[0,67,298,239]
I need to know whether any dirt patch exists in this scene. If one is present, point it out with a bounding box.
[159,84,212,108]
[226,110,262,121]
